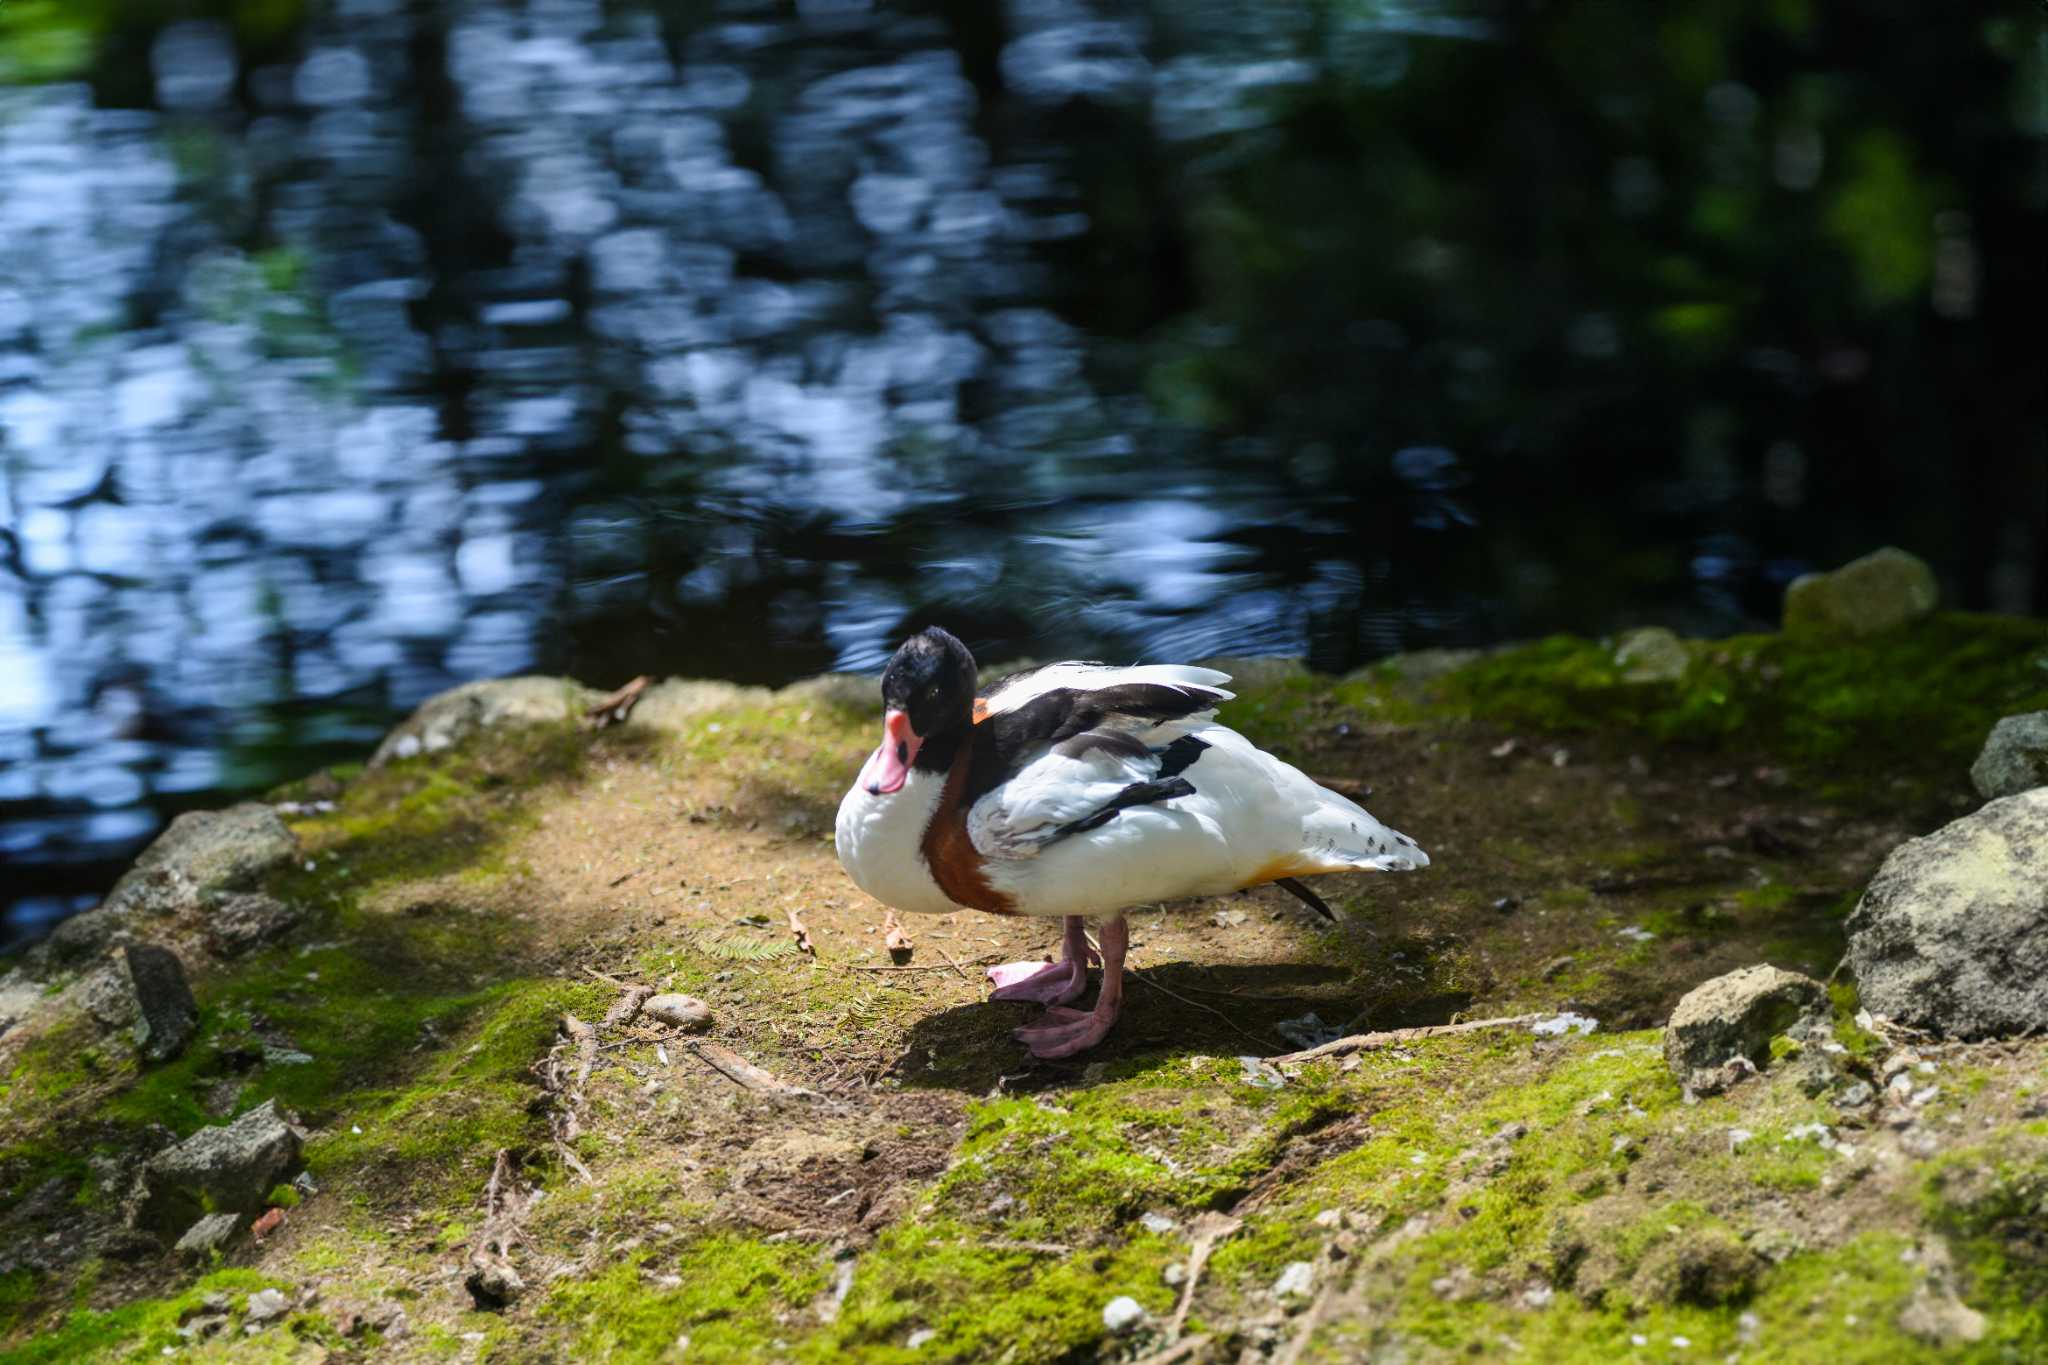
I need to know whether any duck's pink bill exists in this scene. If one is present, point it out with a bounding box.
[865,709,921,794]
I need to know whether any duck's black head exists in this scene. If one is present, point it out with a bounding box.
[866,627,978,794]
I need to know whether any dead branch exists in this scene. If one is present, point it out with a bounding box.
[684,1039,821,1100]
[1127,968,1279,1054]
[562,1014,599,1090]
[1271,1014,1546,1066]
[1131,1335,1213,1365]
[1275,1241,1351,1365]
[836,955,1002,974]
[466,1148,532,1308]
[932,943,971,982]
[788,906,814,956]
[1167,1212,1241,1340]
[602,985,656,1028]
[881,908,913,960]
[534,1015,601,1179]
[583,674,653,729]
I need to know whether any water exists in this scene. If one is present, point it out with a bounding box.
[2,0,2044,948]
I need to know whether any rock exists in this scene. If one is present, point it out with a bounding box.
[244,1287,290,1324]
[1100,1296,1146,1334]
[102,804,299,920]
[123,944,200,1063]
[1846,790,2048,1037]
[1614,627,1689,683]
[174,1212,243,1257]
[1634,1228,1760,1306]
[31,907,132,970]
[1896,1239,1986,1346]
[1969,711,2048,800]
[1663,965,1827,1095]
[466,1251,526,1309]
[205,893,301,957]
[80,962,138,1029]
[776,673,881,714]
[134,1099,303,1236]
[1781,546,1939,637]
[642,994,713,1031]
[369,676,600,768]
[624,679,773,733]
[1273,1261,1316,1299]
[1356,648,1486,683]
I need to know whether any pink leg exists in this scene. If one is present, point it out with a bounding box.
[1014,916,1127,1059]
[987,917,1094,1005]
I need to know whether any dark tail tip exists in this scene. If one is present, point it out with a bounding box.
[1276,876,1338,923]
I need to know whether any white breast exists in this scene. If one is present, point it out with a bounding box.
[833,757,959,916]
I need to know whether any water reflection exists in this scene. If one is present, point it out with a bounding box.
[1,0,2043,947]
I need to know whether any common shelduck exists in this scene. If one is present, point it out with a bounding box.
[834,627,1429,1058]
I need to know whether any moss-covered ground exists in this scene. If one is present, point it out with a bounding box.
[3,614,2046,1362]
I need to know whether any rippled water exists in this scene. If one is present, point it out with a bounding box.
[2,0,2044,946]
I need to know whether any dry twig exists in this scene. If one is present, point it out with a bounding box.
[881,907,914,960]
[1130,1335,1213,1365]
[465,1148,532,1307]
[836,955,1003,974]
[583,674,653,728]
[1272,1013,1546,1066]
[1127,968,1279,1054]
[1167,1212,1241,1340]
[602,984,656,1028]
[684,1039,822,1100]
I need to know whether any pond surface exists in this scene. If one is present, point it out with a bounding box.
[2,0,2044,947]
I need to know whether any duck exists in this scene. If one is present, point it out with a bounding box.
[834,627,1429,1059]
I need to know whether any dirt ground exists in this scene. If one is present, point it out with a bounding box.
[3,635,2046,1363]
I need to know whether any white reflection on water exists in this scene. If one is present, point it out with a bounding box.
[0,0,1501,943]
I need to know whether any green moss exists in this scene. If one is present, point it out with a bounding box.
[936,1059,1348,1243]
[542,1236,827,1363]
[0,1267,300,1364]
[1422,615,2048,798]
[811,1219,1176,1363]
[1925,1136,2048,1351]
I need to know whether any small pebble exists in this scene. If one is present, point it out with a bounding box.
[244,1288,289,1324]
[1139,1212,1176,1234]
[643,994,713,1031]
[1273,1261,1315,1299]
[1162,1263,1187,1287]
[1101,1296,1146,1334]
[906,1328,936,1349]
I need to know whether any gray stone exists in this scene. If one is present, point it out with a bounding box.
[1846,789,2048,1038]
[244,1287,290,1324]
[1896,1239,1986,1346]
[627,678,772,732]
[205,893,301,957]
[32,907,132,969]
[1351,647,1486,684]
[1782,546,1939,637]
[1101,1295,1146,1333]
[1614,627,1689,683]
[776,673,881,714]
[1664,964,1827,1095]
[174,1212,243,1257]
[103,804,299,920]
[133,1099,302,1236]
[1969,711,2048,800]
[368,676,599,768]
[124,944,199,1063]
[642,994,713,1032]
[81,962,138,1029]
